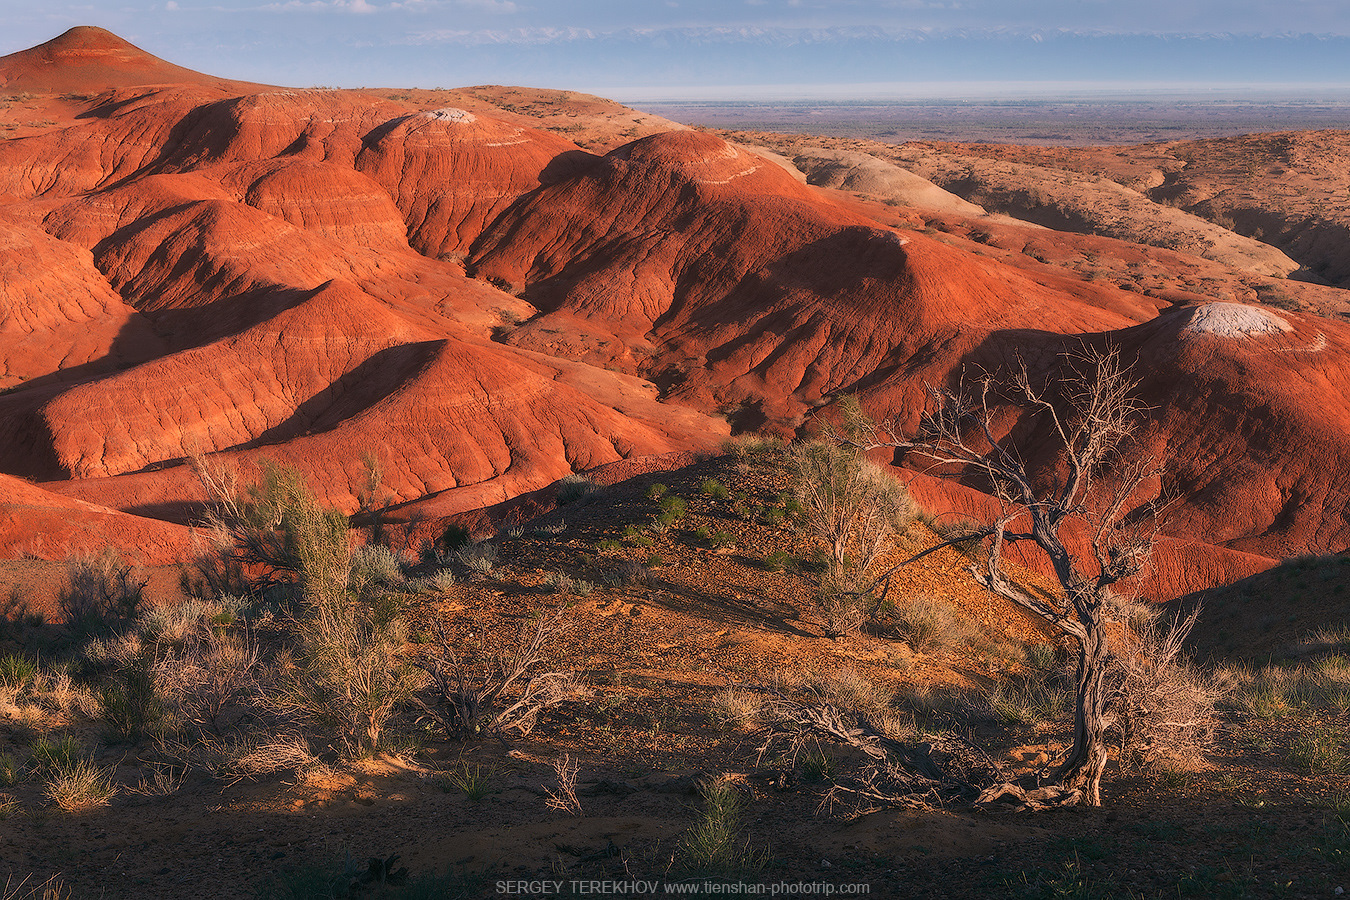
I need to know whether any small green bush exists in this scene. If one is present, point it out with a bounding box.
[27,734,81,774]
[659,496,687,520]
[701,479,729,500]
[645,483,668,501]
[99,659,168,744]
[762,550,793,572]
[674,779,768,880]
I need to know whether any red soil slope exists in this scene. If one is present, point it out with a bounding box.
[0,29,1346,598]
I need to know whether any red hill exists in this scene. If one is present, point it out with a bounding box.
[0,28,1346,602]
[0,26,266,94]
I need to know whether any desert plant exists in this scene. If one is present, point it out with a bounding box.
[348,544,405,592]
[128,762,187,797]
[701,478,729,500]
[59,550,146,631]
[659,495,687,520]
[544,752,582,815]
[455,541,498,577]
[988,654,1069,726]
[0,654,36,691]
[1112,609,1219,773]
[441,761,493,801]
[1290,725,1350,776]
[438,523,472,554]
[428,568,457,592]
[844,348,1166,806]
[415,609,583,738]
[43,758,116,812]
[645,483,668,501]
[280,596,425,756]
[708,688,763,729]
[762,550,793,572]
[556,473,594,505]
[27,734,81,774]
[154,626,260,737]
[673,779,767,880]
[791,429,913,591]
[193,457,351,604]
[544,571,593,595]
[99,657,168,744]
[881,593,971,652]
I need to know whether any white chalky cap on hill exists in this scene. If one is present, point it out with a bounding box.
[1181,302,1292,338]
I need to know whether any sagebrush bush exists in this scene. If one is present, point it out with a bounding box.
[348,543,405,592]
[791,438,914,589]
[280,596,425,756]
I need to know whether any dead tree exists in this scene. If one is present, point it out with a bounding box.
[847,347,1160,807]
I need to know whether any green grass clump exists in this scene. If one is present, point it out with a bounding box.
[673,779,768,881]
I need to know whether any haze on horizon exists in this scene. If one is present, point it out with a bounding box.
[2,1,1349,102]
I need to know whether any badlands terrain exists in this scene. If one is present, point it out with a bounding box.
[0,25,1347,900]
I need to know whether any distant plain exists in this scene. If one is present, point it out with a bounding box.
[635,96,1350,145]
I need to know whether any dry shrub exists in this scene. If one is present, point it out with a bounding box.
[416,609,585,738]
[806,667,895,720]
[59,550,146,629]
[1113,609,1220,772]
[544,752,582,816]
[223,734,319,778]
[155,626,261,737]
[877,593,973,652]
[1,874,70,900]
[708,687,764,729]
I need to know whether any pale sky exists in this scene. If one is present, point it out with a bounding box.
[2,0,1349,98]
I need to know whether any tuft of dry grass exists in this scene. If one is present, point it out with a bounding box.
[707,687,764,729]
[43,759,117,813]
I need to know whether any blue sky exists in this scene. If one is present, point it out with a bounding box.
[2,0,1349,98]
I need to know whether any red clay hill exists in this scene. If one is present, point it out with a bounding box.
[0,28,1347,600]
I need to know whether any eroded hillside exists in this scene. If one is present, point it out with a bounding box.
[0,28,1347,603]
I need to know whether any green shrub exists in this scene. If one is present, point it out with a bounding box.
[762,550,793,572]
[645,483,668,501]
[283,596,425,756]
[792,437,914,588]
[99,659,168,744]
[0,753,18,786]
[659,496,687,520]
[441,761,493,801]
[27,734,81,774]
[701,479,729,500]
